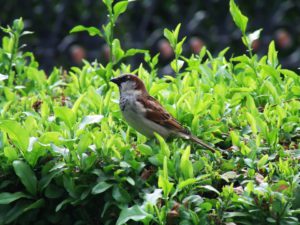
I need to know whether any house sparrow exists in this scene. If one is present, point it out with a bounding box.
[111,74,216,152]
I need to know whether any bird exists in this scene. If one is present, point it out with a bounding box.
[110,74,216,152]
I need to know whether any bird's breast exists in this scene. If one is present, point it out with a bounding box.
[120,95,170,138]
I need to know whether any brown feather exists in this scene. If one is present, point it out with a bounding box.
[138,95,188,134]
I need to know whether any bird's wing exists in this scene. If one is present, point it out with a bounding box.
[137,95,188,134]
[138,95,216,152]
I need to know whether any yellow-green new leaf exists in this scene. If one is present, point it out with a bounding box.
[229,0,248,34]
[180,146,194,179]
[154,133,170,158]
[0,120,29,152]
[113,1,128,20]
[54,106,76,129]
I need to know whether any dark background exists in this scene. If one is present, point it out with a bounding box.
[1,0,300,73]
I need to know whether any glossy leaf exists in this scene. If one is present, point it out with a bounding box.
[116,205,150,225]
[92,181,113,194]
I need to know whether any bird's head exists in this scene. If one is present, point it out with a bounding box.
[110,74,147,95]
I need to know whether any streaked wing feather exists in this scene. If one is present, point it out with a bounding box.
[138,95,187,133]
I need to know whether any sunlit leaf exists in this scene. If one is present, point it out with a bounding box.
[116,205,150,225]
[78,115,104,130]
[229,0,248,33]
[0,120,29,152]
[70,25,102,37]
[113,1,128,20]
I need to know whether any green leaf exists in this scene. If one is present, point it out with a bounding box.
[102,22,112,42]
[158,157,174,197]
[175,36,185,56]
[112,39,125,63]
[178,178,197,190]
[92,181,113,194]
[63,176,77,198]
[200,185,220,195]
[4,146,18,161]
[112,185,131,203]
[78,115,104,130]
[180,146,194,179]
[163,28,175,47]
[154,133,170,158]
[23,199,45,212]
[113,1,128,20]
[0,120,29,152]
[12,160,37,196]
[51,144,69,157]
[220,171,237,182]
[171,59,184,73]
[137,144,153,156]
[116,205,150,225]
[2,201,28,224]
[54,106,76,129]
[173,23,181,42]
[77,133,92,154]
[55,198,73,212]
[0,192,30,204]
[103,0,113,8]
[246,112,257,135]
[263,80,279,103]
[72,93,85,114]
[70,25,102,37]
[224,211,249,218]
[229,0,248,33]
[230,130,240,146]
[124,48,147,57]
[267,41,278,68]
[257,154,269,168]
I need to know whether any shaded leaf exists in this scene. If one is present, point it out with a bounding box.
[0,192,30,204]
[12,160,37,196]
[92,181,113,194]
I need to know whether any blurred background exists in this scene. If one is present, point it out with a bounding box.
[1,0,300,73]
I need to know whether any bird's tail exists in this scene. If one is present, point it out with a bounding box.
[189,135,216,152]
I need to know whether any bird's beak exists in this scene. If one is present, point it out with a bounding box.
[110,77,120,85]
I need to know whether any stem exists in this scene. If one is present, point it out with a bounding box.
[247,44,253,58]
[109,11,114,65]
[154,205,164,225]
[175,54,179,77]
[243,32,253,58]
[7,32,19,87]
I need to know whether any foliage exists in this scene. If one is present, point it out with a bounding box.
[0,1,300,224]
[2,0,300,71]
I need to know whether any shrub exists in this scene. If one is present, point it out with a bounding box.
[0,0,299,224]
